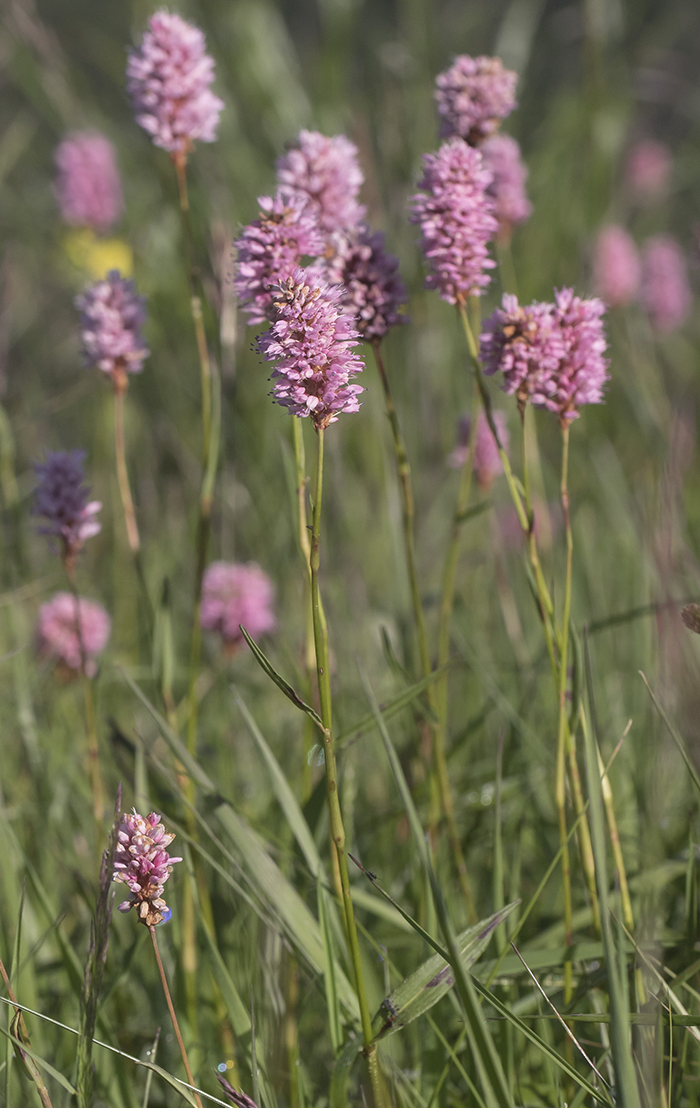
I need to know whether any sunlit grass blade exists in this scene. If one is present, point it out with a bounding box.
[317,875,343,1055]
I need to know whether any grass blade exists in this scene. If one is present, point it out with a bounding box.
[238,628,324,732]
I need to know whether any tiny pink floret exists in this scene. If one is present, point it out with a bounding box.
[435,55,518,144]
[113,809,182,927]
[53,130,124,233]
[127,10,224,156]
[201,561,276,649]
[36,593,110,677]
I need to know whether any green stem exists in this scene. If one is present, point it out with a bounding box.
[150,926,203,1108]
[65,573,104,829]
[557,423,574,1002]
[309,427,386,1106]
[113,376,153,634]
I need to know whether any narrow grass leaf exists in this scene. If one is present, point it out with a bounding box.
[238,628,324,732]
[329,1037,362,1108]
[640,671,700,798]
[317,876,343,1055]
[335,662,451,746]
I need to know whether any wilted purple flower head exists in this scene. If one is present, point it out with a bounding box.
[323,227,408,342]
[276,130,366,235]
[76,270,149,387]
[257,267,364,428]
[234,188,326,325]
[482,289,608,422]
[592,225,640,308]
[435,56,518,144]
[126,10,224,158]
[53,131,123,233]
[481,134,531,232]
[33,450,101,564]
[113,810,182,927]
[36,593,110,678]
[640,234,691,334]
[448,410,508,490]
[201,561,276,651]
[625,140,672,204]
[410,139,498,305]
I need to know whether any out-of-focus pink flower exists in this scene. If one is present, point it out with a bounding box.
[258,267,364,428]
[36,593,110,677]
[592,225,640,308]
[410,139,497,305]
[435,55,517,144]
[76,270,149,385]
[448,410,508,491]
[113,810,182,927]
[481,134,531,231]
[233,188,326,325]
[323,227,408,342]
[482,289,609,422]
[276,130,366,234]
[126,10,224,157]
[33,450,101,564]
[640,234,691,334]
[53,131,123,233]
[201,561,276,650]
[625,140,672,204]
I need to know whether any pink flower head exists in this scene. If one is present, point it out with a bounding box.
[53,130,123,233]
[276,130,366,234]
[481,134,531,231]
[625,140,672,204]
[640,234,691,334]
[323,227,408,342]
[482,289,609,422]
[126,10,224,157]
[410,139,498,305]
[36,593,110,678]
[33,450,101,563]
[76,271,149,386]
[234,188,326,325]
[113,810,182,927]
[257,267,365,428]
[200,561,276,649]
[448,410,508,491]
[435,55,518,144]
[592,225,640,308]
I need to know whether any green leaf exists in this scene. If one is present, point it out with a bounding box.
[329,1037,362,1108]
[238,628,325,732]
[371,903,518,1040]
[317,875,343,1055]
[640,671,700,798]
[335,661,451,747]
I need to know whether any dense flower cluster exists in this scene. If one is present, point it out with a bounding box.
[76,271,149,383]
[201,561,276,649]
[323,228,408,342]
[410,139,498,304]
[234,189,326,325]
[482,289,608,422]
[33,450,101,561]
[435,55,518,144]
[126,10,223,156]
[276,130,366,234]
[625,139,672,204]
[53,131,123,233]
[640,234,691,334]
[449,410,509,490]
[592,225,640,308]
[113,810,182,927]
[36,593,110,677]
[258,268,364,428]
[482,134,531,231]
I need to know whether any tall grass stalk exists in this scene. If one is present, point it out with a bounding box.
[556,423,574,1000]
[149,925,204,1108]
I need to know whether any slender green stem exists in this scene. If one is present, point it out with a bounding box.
[149,926,203,1108]
[113,378,140,555]
[65,572,104,828]
[309,427,386,1107]
[557,423,574,1001]
[292,417,321,801]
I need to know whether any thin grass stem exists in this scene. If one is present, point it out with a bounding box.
[149,926,203,1108]
[557,422,574,1002]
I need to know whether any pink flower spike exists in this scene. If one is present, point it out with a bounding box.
[276,130,366,234]
[625,140,672,204]
[448,410,508,491]
[76,271,149,385]
[323,227,409,342]
[33,450,101,563]
[234,188,326,325]
[435,55,518,144]
[640,234,691,334]
[481,134,531,232]
[113,809,181,927]
[410,139,498,305]
[201,562,276,651]
[53,130,123,233]
[36,593,110,678]
[258,267,365,429]
[592,226,640,308]
[127,10,224,157]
